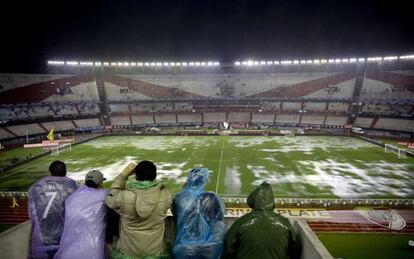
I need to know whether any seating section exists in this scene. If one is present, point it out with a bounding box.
[303,102,326,111]
[227,112,250,122]
[154,113,177,124]
[362,71,414,100]
[104,82,151,101]
[328,102,349,112]
[300,115,325,125]
[282,102,302,111]
[74,118,101,128]
[78,103,99,115]
[109,104,130,113]
[0,128,16,139]
[204,112,226,123]
[6,123,45,136]
[0,74,71,92]
[374,118,414,132]
[251,113,275,123]
[276,114,300,124]
[177,113,202,123]
[353,117,374,128]
[325,116,348,126]
[0,74,95,104]
[0,106,30,120]
[131,114,154,125]
[111,116,131,126]
[41,120,75,131]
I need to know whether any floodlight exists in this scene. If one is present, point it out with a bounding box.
[260,61,266,65]
[349,58,357,63]
[358,58,365,62]
[182,62,188,66]
[267,61,273,65]
[163,62,169,66]
[328,59,335,63]
[235,61,241,66]
[207,61,213,66]
[293,60,299,64]
[300,60,306,64]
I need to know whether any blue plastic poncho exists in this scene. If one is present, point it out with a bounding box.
[28,176,77,259]
[54,185,108,259]
[173,168,227,259]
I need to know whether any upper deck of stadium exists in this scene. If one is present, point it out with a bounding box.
[1,55,413,104]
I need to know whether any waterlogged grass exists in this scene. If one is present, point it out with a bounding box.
[0,136,413,199]
[318,233,414,259]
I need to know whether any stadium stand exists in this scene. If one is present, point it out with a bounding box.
[204,112,226,123]
[250,73,355,99]
[154,113,177,124]
[300,115,325,125]
[104,81,151,101]
[0,74,95,104]
[131,114,155,125]
[276,114,301,124]
[0,127,16,139]
[282,102,303,111]
[0,74,71,92]
[111,116,132,126]
[78,103,99,115]
[362,70,414,100]
[324,116,348,126]
[104,75,203,99]
[328,102,350,112]
[303,102,327,111]
[354,117,374,128]
[227,112,250,122]
[177,113,202,123]
[251,113,275,123]
[109,104,130,113]
[374,118,414,132]
[41,120,75,132]
[73,118,101,128]
[6,124,46,136]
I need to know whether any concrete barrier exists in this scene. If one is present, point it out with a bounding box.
[0,217,333,259]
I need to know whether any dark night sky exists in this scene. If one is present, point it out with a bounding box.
[1,0,413,73]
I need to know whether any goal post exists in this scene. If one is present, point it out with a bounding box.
[384,144,407,159]
[51,143,72,156]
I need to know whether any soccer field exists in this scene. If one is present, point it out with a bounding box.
[0,135,413,199]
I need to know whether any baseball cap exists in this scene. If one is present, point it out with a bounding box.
[85,170,106,185]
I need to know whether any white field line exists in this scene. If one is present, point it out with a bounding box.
[215,137,225,193]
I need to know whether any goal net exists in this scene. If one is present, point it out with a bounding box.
[51,143,72,156]
[384,144,407,159]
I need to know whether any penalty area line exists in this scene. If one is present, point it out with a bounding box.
[215,137,225,193]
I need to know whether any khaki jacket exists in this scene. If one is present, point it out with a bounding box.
[105,174,172,257]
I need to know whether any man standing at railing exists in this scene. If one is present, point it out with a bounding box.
[28,160,77,259]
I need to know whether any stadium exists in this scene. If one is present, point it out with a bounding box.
[1,1,414,258]
[1,56,414,258]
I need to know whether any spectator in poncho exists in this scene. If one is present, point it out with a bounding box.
[105,160,172,258]
[28,161,77,259]
[54,170,108,259]
[222,182,297,259]
[172,168,227,259]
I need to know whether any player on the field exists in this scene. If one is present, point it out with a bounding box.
[55,170,108,259]
[28,160,77,259]
[105,160,172,258]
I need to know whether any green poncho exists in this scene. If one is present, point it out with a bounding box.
[222,182,296,259]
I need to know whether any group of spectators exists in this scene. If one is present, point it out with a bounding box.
[27,160,297,259]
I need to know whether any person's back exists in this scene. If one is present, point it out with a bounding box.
[55,170,108,259]
[173,168,227,259]
[28,161,77,259]
[105,161,172,257]
[222,182,293,259]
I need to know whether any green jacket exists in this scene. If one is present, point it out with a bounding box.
[222,182,294,259]
[105,174,172,258]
